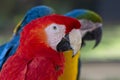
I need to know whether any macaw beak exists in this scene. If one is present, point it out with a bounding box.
[57,29,81,56]
[57,34,72,52]
[82,26,102,48]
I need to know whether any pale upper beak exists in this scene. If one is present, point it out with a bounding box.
[57,29,82,56]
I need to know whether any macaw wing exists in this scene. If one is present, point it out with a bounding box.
[0,43,14,69]
[0,43,8,59]
[0,35,19,69]
[14,5,54,35]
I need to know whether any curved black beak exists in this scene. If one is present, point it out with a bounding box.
[57,34,72,52]
[82,27,102,48]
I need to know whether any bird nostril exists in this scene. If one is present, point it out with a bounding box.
[62,34,70,42]
[62,37,69,42]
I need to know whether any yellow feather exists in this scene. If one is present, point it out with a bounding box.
[13,21,22,34]
[58,50,80,80]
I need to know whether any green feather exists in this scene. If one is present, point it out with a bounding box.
[77,10,102,23]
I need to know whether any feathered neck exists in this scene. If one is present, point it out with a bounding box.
[16,42,65,76]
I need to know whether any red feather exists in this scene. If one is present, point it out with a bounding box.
[0,49,64,80]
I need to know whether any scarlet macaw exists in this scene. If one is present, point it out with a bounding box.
[0,14,82,80]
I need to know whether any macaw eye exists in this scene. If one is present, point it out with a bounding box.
[48,24,60,33]
[53,26,57,30]
[45,23,66,34]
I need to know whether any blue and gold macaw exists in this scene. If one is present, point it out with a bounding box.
[0,5,54,69]
[65,9,102,48]
[58,9,102,80]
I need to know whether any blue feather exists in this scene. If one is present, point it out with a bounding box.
[0,5,54,69]
[64,9,87,18]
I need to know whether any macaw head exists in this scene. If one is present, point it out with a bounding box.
[14,5,54,35]
[65,9,103,48]
[18,14,81,58]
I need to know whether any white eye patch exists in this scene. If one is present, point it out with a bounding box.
[45,23,66,50]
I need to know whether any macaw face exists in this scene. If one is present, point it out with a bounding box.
[19,14,82,56]
[65,9,103,48]
[20,22,81,57]
[79,19,102,48]
[45,23,66,51]
[45,23,82,55]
